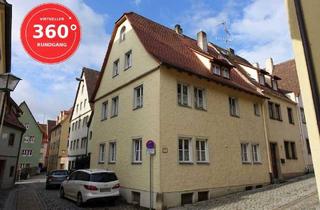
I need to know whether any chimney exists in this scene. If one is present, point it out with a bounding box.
[174,24,183,35]
[252,62,260,68]
[265,58,274,74]
[228,48,235,55]
[197,31,208,52]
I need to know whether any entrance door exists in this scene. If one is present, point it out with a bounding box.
[0,160,6,187]
[270,143,279,179]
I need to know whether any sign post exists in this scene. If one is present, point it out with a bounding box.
[146,140,156,210]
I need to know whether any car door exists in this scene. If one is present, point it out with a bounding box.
[64,172,77,198]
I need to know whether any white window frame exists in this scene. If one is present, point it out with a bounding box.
[111,96,119,117]
[254,103,260,116]
[99,144,105,163]
[109,141,117,163]
[258,73,265,85]
[212,64,221,75]
[196,138,209,163]
[178,137,192,163]
[221,67,230,78]
[132,138,142,163]
[177,83,190,106]
[194,87,206,109]
[124,50,132,69]
[120,26,126,42]
[241,143,251,163]
[252,144,261,163]
[113,59,119,77]
[134,85,143,109]
[229,97,239,117]
[101,101,108,120]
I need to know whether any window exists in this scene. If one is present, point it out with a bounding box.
[284,141,297,159]
[109,142,116,163]
[241,143,250,163]
[196,139,208,162]
[76,104,79,113]
[29,136,35,143]
[81,84,84,94]
[254,103,260,116]
[178,137,192,163]
[229,97,239,117]
[124,50,132,69]
[177,83,190,106]
[83,116,88,127]
[252,144,261,163]
[25,123,29,130]
[268,102,281,120]
[194,88,206,109]
[78,119,81,129]
[9,166,14,177]
[101,101,108,120]
[221,67,230,78]
[306,138,311,155]
[272,79,278,90]
[300,107,306,124]
[212,64,221,75]
[111,96,119,117]
[99,144,105,163]
[113,59,119,77]
[120,26,126,42]
[258,73,265,85]
[76,139,79,149]
[133,138,142,163]
[8,134,15,146]
[287,107,294,124]
[80,102,83,111]
[84,99,87,108]
[134,85,143,109]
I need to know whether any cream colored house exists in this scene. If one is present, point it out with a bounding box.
[89,12,306,208]
[67,67,99,170]
[47,110,71,171]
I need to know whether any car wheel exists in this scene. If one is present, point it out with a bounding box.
[59,188,64,198]
[76,193,83,207]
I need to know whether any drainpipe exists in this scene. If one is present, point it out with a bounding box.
[261,100,272,182]
[15,124,26,183]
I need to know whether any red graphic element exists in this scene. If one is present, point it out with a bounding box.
[20,3,81,64]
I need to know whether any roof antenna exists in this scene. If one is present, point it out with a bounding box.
[215,21,232,49]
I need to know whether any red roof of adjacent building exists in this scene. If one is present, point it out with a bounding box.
[93,12,266,101]
[4,97,25,131]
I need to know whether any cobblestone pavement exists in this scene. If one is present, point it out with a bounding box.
[3,182,146,210]
[171,174,319,210]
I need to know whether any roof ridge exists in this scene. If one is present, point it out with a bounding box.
[274,59,295,66]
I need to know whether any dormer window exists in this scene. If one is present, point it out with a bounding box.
[221,67,230,79]
[120,26,126,42]
[212,64,220,75]
[258,73,265,85]
[272,79,278,90]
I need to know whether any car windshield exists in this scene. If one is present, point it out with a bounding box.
[90,172,118,182]
[50,170,68,176]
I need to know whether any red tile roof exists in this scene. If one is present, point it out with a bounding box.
[4,97,25,131]
[273,59,300,96]
[83,68,100,107]
[93,12,266,101]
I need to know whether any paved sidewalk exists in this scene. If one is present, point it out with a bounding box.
[171,174,319,210]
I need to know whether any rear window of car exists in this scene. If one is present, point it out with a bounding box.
[90,172,118,182]
[50,170,68,176]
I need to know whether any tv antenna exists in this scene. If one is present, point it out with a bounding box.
[215,21,232,48]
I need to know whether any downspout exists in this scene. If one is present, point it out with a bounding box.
[15,128,25,183]
[261,100,272,183]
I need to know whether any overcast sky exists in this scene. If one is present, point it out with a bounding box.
[10,0,293,122]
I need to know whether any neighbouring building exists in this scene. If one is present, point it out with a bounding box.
[18,102,42,175]
[46,120,56,168]
[285,0,320,200]
[0,0,25,189]
[273,59,313,172]
[88,12,306,208]
[67,67,99,170]
[47,110,71,171]
[39,123,48,170]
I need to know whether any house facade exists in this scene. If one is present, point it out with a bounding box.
[0,0,25,189]
[38,123,48,170]
[273,59,313,172]
[88,12,305,208]
[18,102,42,173]
[67,67,99,170]
[47,110,71,171]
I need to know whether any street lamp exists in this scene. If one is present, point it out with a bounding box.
[0,73,21,137]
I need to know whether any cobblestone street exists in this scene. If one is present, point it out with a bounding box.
[171,175,319,210]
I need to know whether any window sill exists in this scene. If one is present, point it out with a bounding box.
[112,74,119,78]
[124,66,132,71]
[230,114,240,118]
[179,161,193,165]
[178,104,192,108]
[132,161,142,165]
[253,162,262,165]
[101,118,107,122]
[196,161,209,165]
[242,161,252,165]
[110,115,118,118]
[98,161,105,164]
[133,106,143,111]
[195,107,207,112]
[108,161,116,164]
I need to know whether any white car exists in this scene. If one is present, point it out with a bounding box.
[60,169,120,206]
